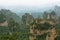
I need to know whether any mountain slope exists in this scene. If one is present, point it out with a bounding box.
[0,9,21,23]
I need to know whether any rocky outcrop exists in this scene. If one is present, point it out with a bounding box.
[29,19,57,40]
[0,20,8,27]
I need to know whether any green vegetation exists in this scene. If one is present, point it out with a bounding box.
[36,33,47,40]
[34,22,51,30]
[0,9,60,40]
[0,33,18,40]
[0,13,6,23]
[55,36,60,40]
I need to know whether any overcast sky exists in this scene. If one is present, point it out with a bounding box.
[0,0,60,14]
[0,0,60,7]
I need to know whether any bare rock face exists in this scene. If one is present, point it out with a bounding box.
[43,11,57,20]
[0,20,8,26]
[29,19,57,40]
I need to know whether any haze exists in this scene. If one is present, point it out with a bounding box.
[0,0,60,7]
[0,0,60,14]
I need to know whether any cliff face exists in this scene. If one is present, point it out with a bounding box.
[22,13,34,25]
[0,20,8,26]
[0,9,20,33]
[0,11,8,27]
[29,19,57,40]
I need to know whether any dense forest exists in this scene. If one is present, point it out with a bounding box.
[0,6,60,40]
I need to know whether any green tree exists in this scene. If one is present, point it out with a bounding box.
[34,22,52,30]
[0,13,6,23]
[22,13,34,25]
[0,33,18,40]
[8,18,16,32]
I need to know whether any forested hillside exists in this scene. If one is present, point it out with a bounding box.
[0,9,21,23]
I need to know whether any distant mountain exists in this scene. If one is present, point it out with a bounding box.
[1,5,60,18]
[31,6,60,18]
[0,9,21,23]
[8,6,53,17]
[54,6,60,16]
